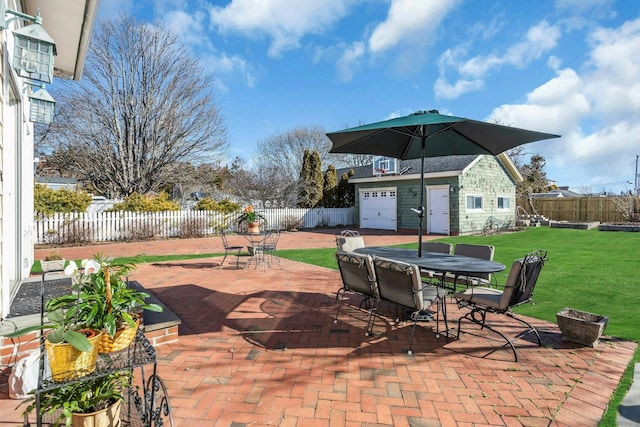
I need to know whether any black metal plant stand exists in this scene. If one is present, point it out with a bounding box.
[25,271,174,427]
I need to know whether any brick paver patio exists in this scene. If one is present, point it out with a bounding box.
[0,229,635,426]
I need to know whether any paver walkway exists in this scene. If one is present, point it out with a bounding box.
[0,229,635,426]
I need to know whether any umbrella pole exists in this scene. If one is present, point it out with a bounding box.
[418,135,426,257]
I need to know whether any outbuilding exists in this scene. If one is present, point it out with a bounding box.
[341,153,522,235]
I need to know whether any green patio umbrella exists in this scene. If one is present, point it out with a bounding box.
[327,110,560,256]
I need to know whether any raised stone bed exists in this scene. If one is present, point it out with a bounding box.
[598,223,640,232]
[550,221,599,230]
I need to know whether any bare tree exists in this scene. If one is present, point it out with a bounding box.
[506,145,527,171]
[251,167,297,208]
[254,125,331,181]
[611,194,640,222]
[40,15,227,197]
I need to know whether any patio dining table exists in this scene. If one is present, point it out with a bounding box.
[354,246,505,277]
[354,246,506,337]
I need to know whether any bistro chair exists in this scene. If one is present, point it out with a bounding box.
[372,257,448,355]
[454,249,547,362]
[334,251,379,336]
[219,229,243,269]
[444,243,496,289]
[336,235,366,252]
[260,229,282,269]
[419,241,453,283]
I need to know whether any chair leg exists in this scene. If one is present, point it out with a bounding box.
[506,312,542,346]
[407,320,418,355]
[334,289,347,324]
[457,308,538,362]
[218,251,229,269]
[364,300,379,337]
[435,295,449,340]
[236,249,242,268]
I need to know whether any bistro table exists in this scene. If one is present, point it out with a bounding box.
[354,246,506,337]
[241,231,273,270]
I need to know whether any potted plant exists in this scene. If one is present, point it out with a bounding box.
[20,371,131,427]
[3,307,102,382]
[237,205,267,233]
[41,250,66,272]
[49,255,162,353]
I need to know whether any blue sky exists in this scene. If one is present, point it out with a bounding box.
[97,0,640,194]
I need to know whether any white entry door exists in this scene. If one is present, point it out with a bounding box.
[359,188,397,230]
[427,186,450,235]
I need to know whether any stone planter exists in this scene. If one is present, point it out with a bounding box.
[41,259,66,272]
[556,308,608,347]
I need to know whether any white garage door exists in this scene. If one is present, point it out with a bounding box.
[359,188,397,230]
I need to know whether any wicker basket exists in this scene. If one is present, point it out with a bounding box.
[45,330,102,382]
[98,316,140,354]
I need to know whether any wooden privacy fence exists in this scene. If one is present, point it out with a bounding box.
[517,196,637,223]
[34,207,356,245]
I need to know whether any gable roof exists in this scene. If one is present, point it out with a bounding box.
[336,154,522,183]
[337,155,479,181]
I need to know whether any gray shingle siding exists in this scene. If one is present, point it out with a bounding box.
[345,155,517,235]
[458,155,516,234]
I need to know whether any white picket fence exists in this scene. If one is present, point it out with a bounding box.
[34,208,356,244]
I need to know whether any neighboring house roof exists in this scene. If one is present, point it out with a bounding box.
[25,0,100,80]
[36,176,78,186]
[337,154,522,183]
[531,187,583,198]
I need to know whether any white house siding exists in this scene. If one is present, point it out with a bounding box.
[458,155,517,234]
[0,6,36,319]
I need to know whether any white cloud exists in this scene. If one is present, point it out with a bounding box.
[489,68,589,133]
[504,21,561,68]
[435,20,561,99]
[336,42,365,82]
[488,18,640,191]
[208,0,353,57]
[584,19,640,120]
[368,0,459,53]
[434,77,484,100]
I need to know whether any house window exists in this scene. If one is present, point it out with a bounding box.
[497,196,511,210]
[466,195,483,211]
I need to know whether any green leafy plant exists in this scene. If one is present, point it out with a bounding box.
[236,205,266,225]
[108,192,180,212]
[3,307,92,352]
[48,254,162,338]
[44,250,64,261]
[20,371,131,426]
[34,184,92,215]
[193,197,241,212]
